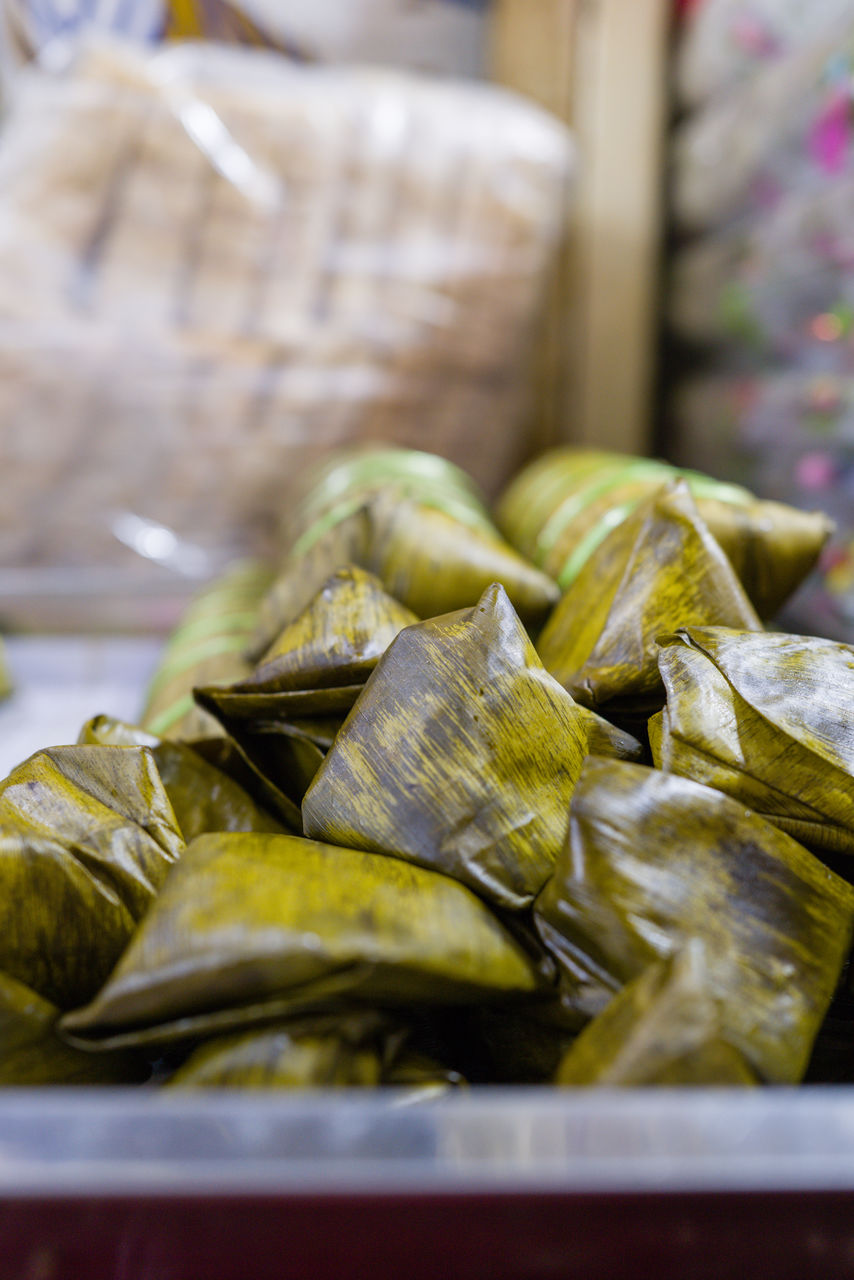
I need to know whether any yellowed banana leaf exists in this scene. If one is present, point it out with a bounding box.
[536,482,762,715]
[365,489,559,625]
[382,1047,466,1092]
[534,757,854,1082]
[61,831,542,1051]
[554,941,757,1087]
[246,508,373,662]
[141,559,274,741]
[249,448,559,659]
[250,566,418,686]
[495,447,832,619]
[78,715,285,841]
[185,732,304,833]
[303,583,641,912]
[195,567,420,813]
[0,970,145,1085]
[656,627,854,859]
[168,1012,395,1088]
[0,745,184,1008]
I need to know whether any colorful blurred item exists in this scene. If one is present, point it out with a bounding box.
[673,11,854,232]
[676,0,854,107]
[672,374,854,639]
[0,38,572,627]
[668,0,854,646]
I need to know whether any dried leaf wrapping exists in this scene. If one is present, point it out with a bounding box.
[0,970,144,1085]
[78,716,285,841]
[495,447,832,619]
[536,482,762,714]
[657,628,854,858]
[554,942,757,1086]
[303,584,641,911]
[249,447,559,657]
[534,758,854,1082]
[141,559,274,741]
[0,745,184,1008]
[246,509,373,662]
[61,832,542,1050]
[168,1012,394,1088]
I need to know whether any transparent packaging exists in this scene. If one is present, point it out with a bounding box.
[0,39,573,630]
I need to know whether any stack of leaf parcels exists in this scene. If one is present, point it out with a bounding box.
[4,445,854,1090]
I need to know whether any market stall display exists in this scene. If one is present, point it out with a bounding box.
[0,447,851,1093]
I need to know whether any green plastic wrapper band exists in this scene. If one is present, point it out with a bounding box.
[248,447,559,659]
[496,447,832,618]
[141,560,274,741]
[536,481,762,716]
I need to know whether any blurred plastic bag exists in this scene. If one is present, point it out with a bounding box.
[1,0,487,76]
[0,40,573,629]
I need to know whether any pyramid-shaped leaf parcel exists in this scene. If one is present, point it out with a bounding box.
[303,583,640,911]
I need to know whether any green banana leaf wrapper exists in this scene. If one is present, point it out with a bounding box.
[303,583,642,912]
[534,757,854,1082]
[0,970,146,1085]
[495,447,832,620]
[248,447,559,658]
[0,745,184,1008]
[141,559,274,741]
[168,1012,396,1089]
[168,1010,465,1091]
[78,716,285,841]
[246,508,373,663]
[61,831,543,1051]
[196,568,418,812]
[656,627,854,860]
[536,481,762,717]
[554,941,757,1087]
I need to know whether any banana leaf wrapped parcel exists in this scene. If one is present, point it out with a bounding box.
[195,567,418,810]
[655,628,854,859]
[141,559,274,741]
[0,745,184,1009]
[78,716,285,841]
[534,758,854,1082]
[62,832,543,1051]
[168,1012,398,1089]
[536,481,762,717]
[303,583,641,912]
[0,970,145,1086]
[168,1010,464,1091]
[554,942,758,1087]
[495,447,832,620]
[248,447,559,658]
